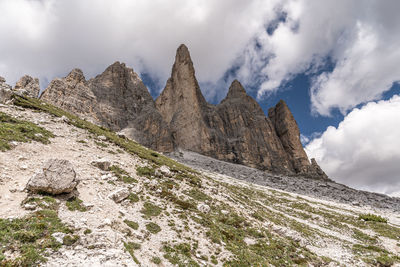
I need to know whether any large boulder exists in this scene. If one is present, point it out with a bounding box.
[26,159,79,194]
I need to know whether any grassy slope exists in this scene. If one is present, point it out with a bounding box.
[1,95,399,266]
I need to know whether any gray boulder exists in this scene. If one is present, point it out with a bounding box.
[26,159,79,194]
[0,76,13,104]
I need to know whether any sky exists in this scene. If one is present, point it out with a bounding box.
[0,0,399,196]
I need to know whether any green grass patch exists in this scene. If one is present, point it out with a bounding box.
[140,202,162,217]
[146,222,161,234]
[0,209,73,266]
[127,193,139,203]
[359,213,388,223]
[124,220,139,230]
[21,196,58,210]
[136,166,155,179]
[0,111,54,151]
[124,241,140,264]
[108,165,137,184]
[163,243,199,266]
[151,256,162,264]
[66,197,87,212]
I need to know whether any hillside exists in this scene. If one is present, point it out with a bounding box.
[0,96,399,266]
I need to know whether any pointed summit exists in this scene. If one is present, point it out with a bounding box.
[226,80,247,98]
[66,68,85,83]
[176,44,192,64]
[156,44,207,124]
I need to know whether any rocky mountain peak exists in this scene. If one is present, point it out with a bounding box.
[226,79,247,98]
[14,75,40,98]
[156,44,207,125]
[176,44,192,64]
[0,76,6,83]
[66,68,86,83]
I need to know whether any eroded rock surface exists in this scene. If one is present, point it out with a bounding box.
[41,63,174,151]
[26,159,79,194]
[0,76,13,104]
[14,75,40,98]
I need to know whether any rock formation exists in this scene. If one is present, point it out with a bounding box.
[39,44,327,179]
[156,44,326,178]
[40,63,174,151]
[0,76,13,104]
[14,75,40,98]
[26,159,79,194]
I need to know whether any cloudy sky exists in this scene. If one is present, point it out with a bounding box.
[1,0,399,196]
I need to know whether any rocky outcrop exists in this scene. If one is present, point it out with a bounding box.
[40,63,174,151]
[26,159,79,194]
[14,75,40,98]
[39,44,327,179]
[0,76,13,104]
[156,45,325,178]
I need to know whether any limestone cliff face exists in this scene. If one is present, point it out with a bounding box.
[40,63,174,151]
[14,75,40,98]
[39,44,327,179]
[155,45,327,178]
[155,44,214,152]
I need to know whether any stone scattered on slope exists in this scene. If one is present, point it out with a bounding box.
[108,188,129,203]
[91,159,111,171]
[26,159,79,194]
[14,75,40,98]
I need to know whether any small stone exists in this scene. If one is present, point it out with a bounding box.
[197,203,210,214]
[23,203,37,210]
[52,232,66,244]
[98,135,107,141]
[92,160,111,171]
[20,164,28,170]
[159,165,172,177]
[221,210,229,215]
[108,188,129,203]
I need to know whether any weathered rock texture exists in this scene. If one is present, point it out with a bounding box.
[0,76,13,104]
[40,63,174,151]
[14,75,40,98]
[39,44,327,179]
[156,44,326,178]
[26,159,79,194]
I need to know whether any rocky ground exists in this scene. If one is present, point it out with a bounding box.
[1,100,400,266]
[168,151,400,212]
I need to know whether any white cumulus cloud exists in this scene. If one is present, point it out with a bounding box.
[305,95,400,196]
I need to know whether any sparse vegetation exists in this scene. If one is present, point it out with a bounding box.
[0,111,54,151]
[140,202,162,217]
[66,197,87,212]
[0,209,73,266]
[151,256,162,264]
[124,219,139,230]
[359,213,388,223]
[136,166,155,178]
[127,193,139,203]
[124,242,140,264]
[109,165,137,184]
[146,222,161,234]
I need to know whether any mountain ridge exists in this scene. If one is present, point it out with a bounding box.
[8,44,327,179]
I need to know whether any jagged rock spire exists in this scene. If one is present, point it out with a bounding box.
[226,80,247,99]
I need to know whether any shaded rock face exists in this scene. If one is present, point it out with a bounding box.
[156,44,327,178]
[26,159,79,194]
[14,75,40,98]
[40,63,174,152]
